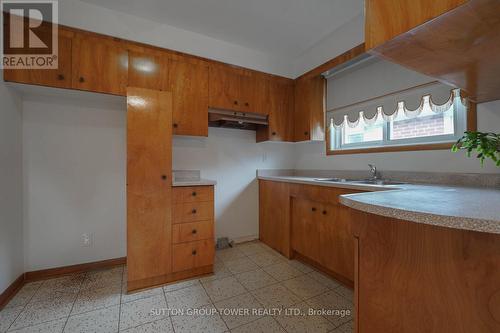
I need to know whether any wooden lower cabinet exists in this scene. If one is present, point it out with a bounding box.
[258,180,291,257]
[259,180,360,284]
[171,186,215,275]
[351,209,500,332]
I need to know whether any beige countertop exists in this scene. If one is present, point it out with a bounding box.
[258,174,500,235]
[172,179,216,187]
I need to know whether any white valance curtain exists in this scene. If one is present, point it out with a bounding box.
[326,81,468,129]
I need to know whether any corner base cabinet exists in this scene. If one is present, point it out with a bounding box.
[258,180,361,285]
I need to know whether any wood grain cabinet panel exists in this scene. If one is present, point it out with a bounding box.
[294,75,325,142]
[172,221,213,244]
[173,186,214,204]
[168,59,209,136]
[209,64,242,111]
[291,198,322,261]
[127,48,169,91]
[365,0,467,50]
[3,28,73,88]
[256,78,294,142]
[173,239,215,272]
[72,33,128,96]
[258,180,291,258]
[173,201,214,224]
[126,88,172,286]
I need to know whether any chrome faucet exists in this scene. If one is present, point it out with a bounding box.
[368,164,377,180]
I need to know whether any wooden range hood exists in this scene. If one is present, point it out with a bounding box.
[368,0,500,103]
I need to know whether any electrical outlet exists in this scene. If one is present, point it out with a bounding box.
[82,233,93,247]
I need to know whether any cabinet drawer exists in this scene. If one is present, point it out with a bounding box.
[173,201,213,223]
[173,186,214,203]
[173,221,213,244]
[173,239,215,272]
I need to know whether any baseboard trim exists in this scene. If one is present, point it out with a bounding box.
[25,257,126,282]
[0,274,25,310]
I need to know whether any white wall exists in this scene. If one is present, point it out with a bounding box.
[295,101,500,173]
[22,90,127,271]
[292,14,364,77]
[20,88,295,270]
[58,0,291,77]
[173,129,295,242]
[0,77,24,292]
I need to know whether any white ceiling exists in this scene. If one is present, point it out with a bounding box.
[78,0,363,59]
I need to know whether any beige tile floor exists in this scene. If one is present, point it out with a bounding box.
[0,241,354,333]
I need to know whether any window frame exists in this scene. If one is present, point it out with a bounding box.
[326,102,477,155]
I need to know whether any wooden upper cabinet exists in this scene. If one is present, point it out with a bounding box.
[127,47,169,91]
[365,0,467,49]
[168,58,209,136]
[3,27,73,89]
[256,78,294,142]
[294,75,325,142]
[209,64,263,114]
[72,33,128,96]
[366,0,500,102]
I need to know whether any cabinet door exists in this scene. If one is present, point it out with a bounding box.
[209,64,242,111]
[318,203,354,281]
[128,48,169,91]
[169,59,209,136]
[4,28,73,88]
[127,88,172,288]
[291,198,321,261]
[294,76,325,142]
[72,34,128,96]
[240,71,257,113]
[259,180,291,257]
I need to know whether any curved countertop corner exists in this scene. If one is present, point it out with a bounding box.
[258,175,500,235]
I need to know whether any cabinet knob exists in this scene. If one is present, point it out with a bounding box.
[272,132,276,136]
[244,102,249,106]
[173,123,178,128]
[192,192,197,196]
[233,100,238,105]
[192,229,197,234]
[322,210,327,215]
[192,250,197,255]
[192,209,197,214]
[79,77,85,83]
[161,175,167,180]
[304,131,309,136]
[57,74,65,80]
[311,207,317,212]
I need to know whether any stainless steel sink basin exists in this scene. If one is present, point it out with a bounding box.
[313,178,405,186]
[349,179,406,186]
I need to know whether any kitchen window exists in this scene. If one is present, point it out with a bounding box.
[327,83,470,153]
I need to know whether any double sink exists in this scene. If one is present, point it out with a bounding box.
[313,178,406,186]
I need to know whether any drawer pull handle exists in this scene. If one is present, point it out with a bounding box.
[192,229,197,234]
[311,207,316,212]
[322,210,327,215]
[161,175,167,180]
[79,77,85,83]
[173,123,178,128]
[234,100,238,105]
[192,192,197,196]
[192,209,197,214]
[57,74,65,80]
[192,250,197,255]
[272,132,276,136]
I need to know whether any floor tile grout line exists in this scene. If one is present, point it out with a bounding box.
[117,265,124,332]
[5,280,45,332]
[162,284,177,333]
[198,279,231,332]
[60,271,86,333]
